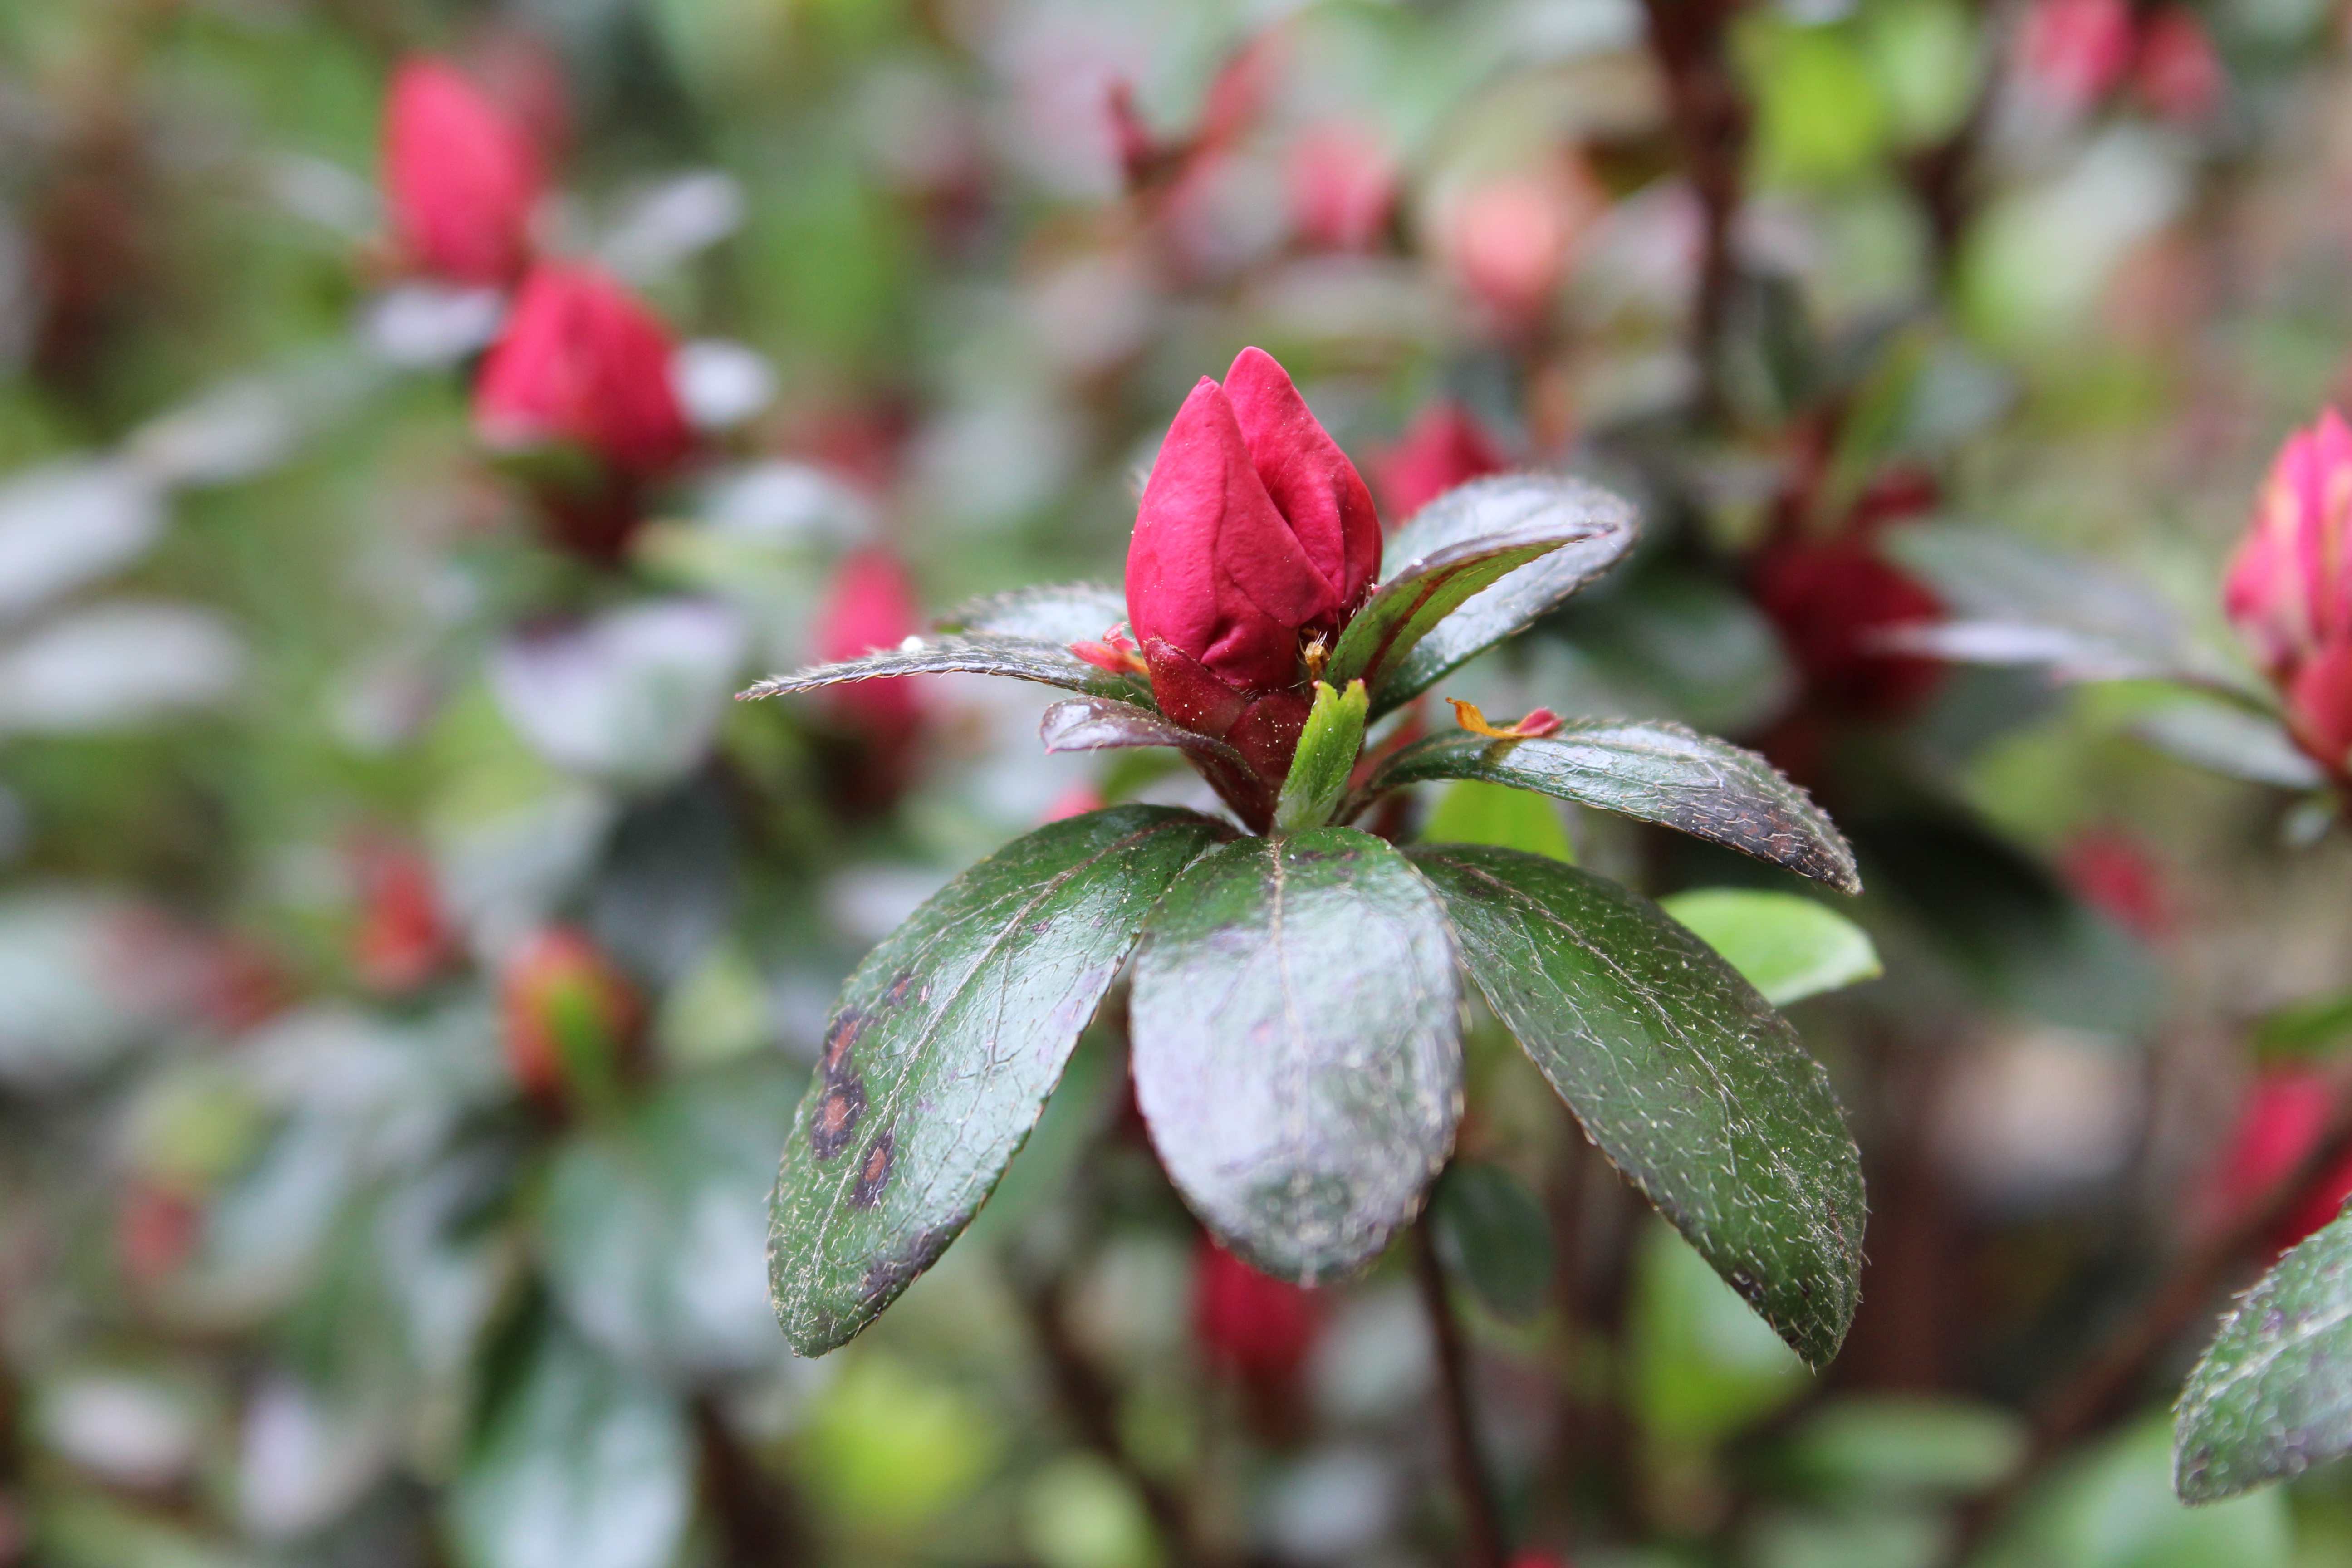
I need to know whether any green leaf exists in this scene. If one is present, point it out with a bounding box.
[2174,1208,2352,1502]
[1658,889,1881,1007]
[2253,988,2352,1060]
[1984,1418,2289,1568]
[449,1328,692,1568]
[935,581,1126,644]
[1370,722,1861,894]
[1039,696,1262,820]
[1429,1160,1554,1323]
[1409,845,1864,1366]
[1422,778,1575,862]
[544,1063,798,1376]
[1629,1216,1809,1443]
[2133,699,2321,791]
[1275,680,1368,831]
[1351,474,1638,712]
[739,633,1146,706]
[1131,827,1462,1282]
[769,805,1232,1355]
[1781,1396,2025,1495]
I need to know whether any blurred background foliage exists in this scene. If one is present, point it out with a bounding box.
[4,0,2352,1564]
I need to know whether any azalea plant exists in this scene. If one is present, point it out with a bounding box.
[748,347,1867,1381]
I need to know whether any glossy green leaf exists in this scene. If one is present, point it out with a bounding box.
[739,633,1145,706]
[1275,680,1367,831]
[1984,1418,2288,1568]
[1424,777,1575,862]
[1040,696,1267,827]
[1370,722,1861,894]
[1131,828,1462,1282]
[936,581,1126,644]
[2175,1208,2352,1502]
[1658,889,1882,1007]
[1629,1216,1809,1443]
[1429,1160,1554,1323]
[449,1328,692,1568]
[1410,845,1864,1366]
[1337,475,1637,713]
[769,805,1232,1355]
[544,1063,797,1377]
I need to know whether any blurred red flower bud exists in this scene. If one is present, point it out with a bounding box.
[2212,1070,2352,1254]
[119,1179,203,1291]
[2225,409,2352,771]
[1750,534,1946,721]
[1439,170,1598,328]
[2016,0,2136,113]
[1373,402,1510,522]
[474,263,694,480]
[500,927,640,1104]
[1043,783,1107,823]
[1127,348,1382,786]
[353,840,449,994]
[2058,829,2175,943]
[815,546,927,733]
[1194,1235,1321,1382]
[2133,8,2225,124]
[1287,123,1396,253]
[382,58,543,287]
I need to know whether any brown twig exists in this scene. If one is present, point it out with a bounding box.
[1022,1274,1212,1568]
[1413,1217,1509,1568]
[1943,1083,2352,1564]
[692,1396,808,1566]
[1637,0,1750,421]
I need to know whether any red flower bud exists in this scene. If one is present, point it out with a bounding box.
[2058,829,2175,944]
[382,58,543,287]
[1373,402,1509,522]
[1439,170,1598,328]
[1751,534,1945,721]
[1193,1235,1321,1382]
[1287,122,1395,253]
[2225,410,2352,771]
[500,927,640,1104]
[474,263,694,480]
[2134,9,2225,125]
[2211,1070,2352,1254]
[1128,348,1379,698]
[2016,0,2136,113]
[352,839,449,994]
[814,546,927,733]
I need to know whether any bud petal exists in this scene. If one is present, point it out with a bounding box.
[383,58,542,286]
[474,264,694,479]
[1222,347,1382,613]
[1373,402,1510,522]
[2226,409,2352,678]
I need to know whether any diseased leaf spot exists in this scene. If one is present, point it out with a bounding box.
[852,1128,896,1207]
[811,1073,866,1160]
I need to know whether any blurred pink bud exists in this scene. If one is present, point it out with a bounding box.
[2058,829,2175,943]
[382,58,543,286]
[474,264,694,479]
[2134,9,2225,123]
[1751,533,1946,720]
[1042,783,1107,823]
[1105,80,1160,189]
[1287,123,1396,253]
[2224,412,2352,675]
[352,840,449,994]
[1373,402,1510,521]
[815,546,927,732]
[2016,0,2136,113]
[1194,1235,1320,1381]
[1439,172,1596,327]
[2212,1069,2352,1254]
[1128,347,1381,709]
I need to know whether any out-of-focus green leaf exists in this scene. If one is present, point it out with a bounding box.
[1131,828,1461,1283]
[1628,1217,1809,1443]
[1369,724,1861,894]
[2131,699,2321,790]
[2253,987,2352,1059]
[1360,474,1640,712]
[1276,680,1368,831]
[448,1329,692,1568]
[1429,1160,1553,1323]
[1411,846,1863,1366]
[1739,16,1890,185]
[1021,1455,1161,1568]
[1564,573,1797,737]
[1659,888,1881,1006]
[1981,1418,2288,1567]
[2175,1209,2352,1502]
[799,1352,995,1535]
[1863,0,1981,147]
[1423,777,1575,862]
[769,805,1230,1355]
[1781,1396,2026,1495]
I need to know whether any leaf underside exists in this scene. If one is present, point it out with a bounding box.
[739,633,1147,706]
[1366,721,1861,894]
[2175,1208,2352,1503]
[768,805,1232,1356]
[1369,473,1639,711]
[936,581,1127,645]
[1410,844,1865,1367]
[1130,827,1464,1284]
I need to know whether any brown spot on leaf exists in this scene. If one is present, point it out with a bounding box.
[884,968,917,1007]
[820,1005,866,1075]
[809,1073,866,1160]
[852,1128,896,1208]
